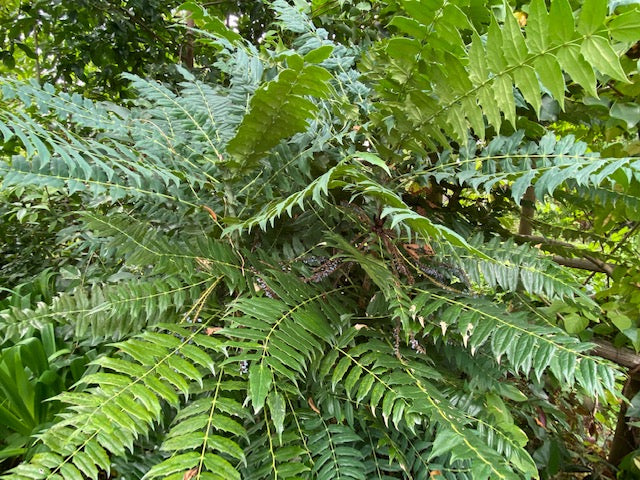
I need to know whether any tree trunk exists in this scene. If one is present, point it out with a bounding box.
[518,186,536,236]
[609,375,640,467]
[181,13,195,69]
[591,340,640,468]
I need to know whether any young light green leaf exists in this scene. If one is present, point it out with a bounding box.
[580,35,628,82]
[355,152,391,176]
[577,0,607,35]
[608,10,640,42]
[549,0,576,43]
[534,54,565,108]
[557,45,598,97]
[303,45,334,63]
[513,66,542,115]
[526,0,550,52]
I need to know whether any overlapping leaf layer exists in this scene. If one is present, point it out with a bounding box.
[1,0,639,478]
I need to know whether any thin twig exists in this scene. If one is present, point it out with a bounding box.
[583,222,640,285]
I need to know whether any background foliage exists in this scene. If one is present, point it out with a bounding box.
[1,0,640,479]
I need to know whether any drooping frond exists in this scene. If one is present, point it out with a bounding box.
[410,287,615,391]
[219,270,353,400]
[80,213,243,284]
[226,49,334,170]
[0,79,187,204]
[224,154,487,258]
[0,277,208,343]
[461,235,592,301]
[318,337,538,479]
[365,0,636,150]
[9,320,226,480]
[0,210,245,345]
[420,132,640,205]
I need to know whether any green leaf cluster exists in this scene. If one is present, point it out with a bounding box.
[1,0,639,478]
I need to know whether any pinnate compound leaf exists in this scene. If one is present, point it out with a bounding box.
[226,57,332,169]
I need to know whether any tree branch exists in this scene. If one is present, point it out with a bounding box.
[551,255,615,275]
[514,234,617,276]
[592,339,640,370]
[584,222,640,285]
[515,234,575,248]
